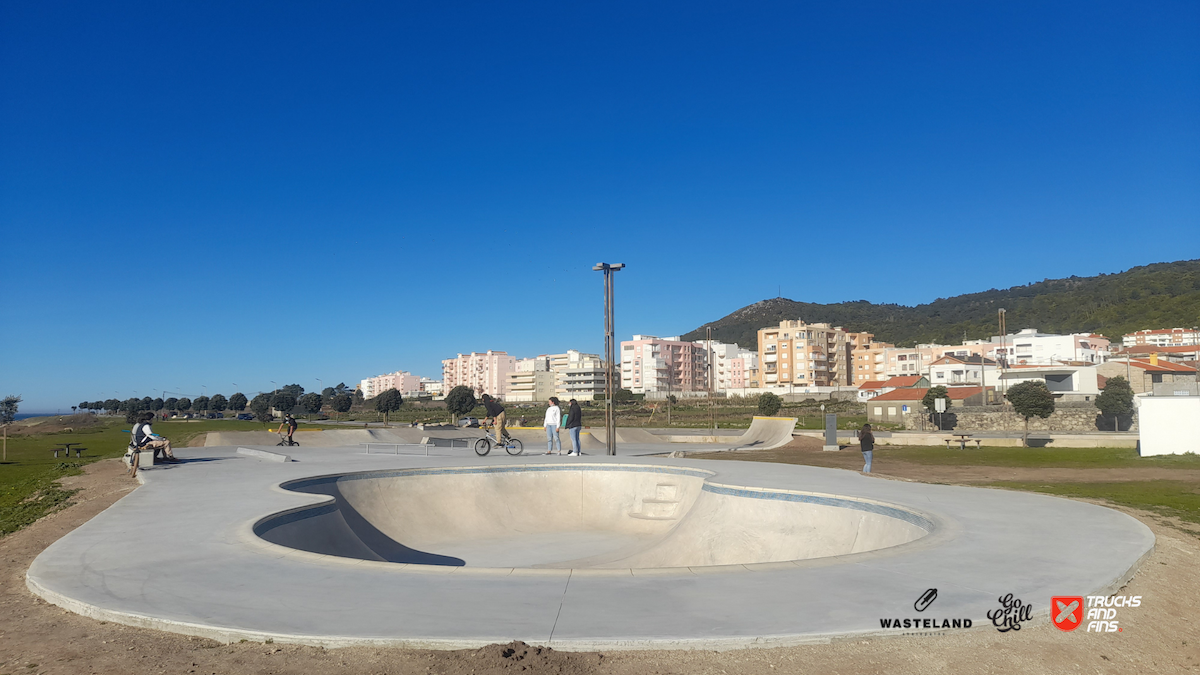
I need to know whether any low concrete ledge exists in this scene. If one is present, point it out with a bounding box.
[237,447,292,462]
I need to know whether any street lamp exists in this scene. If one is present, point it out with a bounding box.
[593,262,625,456]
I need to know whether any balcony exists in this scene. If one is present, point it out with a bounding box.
[763,354,777,363]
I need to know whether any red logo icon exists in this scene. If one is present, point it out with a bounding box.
[1052,596,1084,631]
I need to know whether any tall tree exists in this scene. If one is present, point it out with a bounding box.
[164,397,179,412]
[298,392,323,418]
[193,395,210,413]
[151,398,164,411]
[1094,376,1136,432]
[176,397,192,413]
[444,386,477,423]
[103,399,120,414]
[228,392,248,411]
[332,394,353,420]
[210,394,228,412]
[249,393,273,423]
[321,387,336,398]
[373,389,403,425]
[271,393,297,415]
[0,395,21,424]
[280,384,305,398]
[1006,381,1056,447]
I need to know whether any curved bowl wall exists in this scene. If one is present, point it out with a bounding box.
[254,464,933,569]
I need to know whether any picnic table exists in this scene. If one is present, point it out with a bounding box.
[944,434,981,450]
[53,443,85,458]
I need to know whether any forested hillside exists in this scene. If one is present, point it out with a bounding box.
[681,259,1200,348]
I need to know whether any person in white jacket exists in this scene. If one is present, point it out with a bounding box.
[544,397,562,455]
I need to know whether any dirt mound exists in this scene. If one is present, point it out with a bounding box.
[437,641,603,674]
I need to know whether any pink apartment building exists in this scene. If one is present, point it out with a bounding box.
[442,351,516,398]
[620,335,708,393]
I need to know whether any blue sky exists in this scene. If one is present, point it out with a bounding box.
[2,1,1198,411]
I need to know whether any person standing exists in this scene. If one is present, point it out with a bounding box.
[481,394,508,443]
[858,423,875,473]
[544,397,562,455]
[564,398,583,456]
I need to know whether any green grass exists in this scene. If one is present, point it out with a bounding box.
[0,416,342,537]
[874,445,1200,469]
[987,480,1200,526]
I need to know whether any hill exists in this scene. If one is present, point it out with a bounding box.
[681,259,1200,349]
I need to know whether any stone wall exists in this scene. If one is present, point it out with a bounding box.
[904,405,1137,433]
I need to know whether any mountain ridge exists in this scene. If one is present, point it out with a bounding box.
[680,259,1200,349]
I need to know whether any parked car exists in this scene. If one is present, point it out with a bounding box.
[236,413,254,421]
[206,412,223,419]
[458,417,479,428]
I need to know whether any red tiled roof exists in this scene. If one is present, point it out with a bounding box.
[858,381,888,390]
[870,386,988,402]
[1128,359,1198,373]
[1117,345,1200,354]
[883,375,924,387]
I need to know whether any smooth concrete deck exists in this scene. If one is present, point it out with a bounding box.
[27,445,1154,650]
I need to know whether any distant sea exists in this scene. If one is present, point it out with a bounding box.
[14,412,66,420]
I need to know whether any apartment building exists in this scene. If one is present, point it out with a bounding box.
[756,320,852,388]
[988,328,1110,366]
[928,355,999,387]
[505,351,608,401]
[506,358,557,403]
[441,351,516,398]
[849,332,894,385]
[693,340,758,392]
[359,371,422,399]
[620,336,708,394]
[419,378,443,396]
[554,350,607,400]
[1123,328,1200,348]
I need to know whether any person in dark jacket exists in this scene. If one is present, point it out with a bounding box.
[858,423,875,473]
[481,394,508,443]
[565,399,583,456]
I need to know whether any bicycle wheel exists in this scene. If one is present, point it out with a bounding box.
[474,438,492,456]
[505,438,523,456]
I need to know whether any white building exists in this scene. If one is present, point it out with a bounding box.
[1123,328,1200,348]
[996,363,1103,401]
[554,350,607,401]
[442,351,516,398]
[928,355,1000,388]
[989,328,1110,366]
[419,378,443,396]
[359,371,423,399]
[693,340,758,392]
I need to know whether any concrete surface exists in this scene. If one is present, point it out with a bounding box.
[27,445,1154,650]
[256,465,928,569]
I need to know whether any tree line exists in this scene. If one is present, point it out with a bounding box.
[78,382,363,423]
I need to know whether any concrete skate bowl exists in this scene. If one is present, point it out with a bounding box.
[253,465,933,570]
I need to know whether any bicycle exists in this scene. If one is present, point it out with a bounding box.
[276,427,299,447]
[474,423,523,456]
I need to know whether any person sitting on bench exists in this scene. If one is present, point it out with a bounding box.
[132,412,179,463]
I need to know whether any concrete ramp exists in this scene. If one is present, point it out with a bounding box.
[729,416,797,450]
[615,428,663,445]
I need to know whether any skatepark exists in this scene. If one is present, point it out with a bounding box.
[25,426,1155,650]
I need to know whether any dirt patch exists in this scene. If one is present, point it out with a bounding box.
[3,458,1200,674]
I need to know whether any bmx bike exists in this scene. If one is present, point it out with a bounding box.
[474,424,523,456]
[276,430,299,447]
